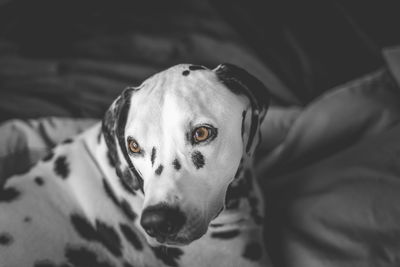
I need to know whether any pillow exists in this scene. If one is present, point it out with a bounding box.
[257,68,400,175]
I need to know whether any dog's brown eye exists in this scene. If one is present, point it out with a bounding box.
[128,139,141,153]
[193,127,210,143]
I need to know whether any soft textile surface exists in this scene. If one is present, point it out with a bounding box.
[257,68,400,175]
[0,0,296,123]
[2,66,400,267]
[262,122,400,267]
[256,67,400,266]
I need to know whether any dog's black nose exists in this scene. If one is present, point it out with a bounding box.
[140,205,186,241]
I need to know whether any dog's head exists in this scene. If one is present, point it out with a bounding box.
[102,64,269,246]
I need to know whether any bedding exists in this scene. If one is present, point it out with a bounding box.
[257,66,400,267]
[257,68,400,175]
[0,0,297,123]
[2,65,400,267]
[2,0,400,266]
[263,122,400,267]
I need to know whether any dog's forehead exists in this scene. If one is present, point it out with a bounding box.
[143,64,219,96]
[127,64,247,124]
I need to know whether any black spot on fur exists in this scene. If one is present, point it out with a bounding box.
[211,229,240,239]
[119,177,137,196]
[172,159,181,171]
[225,171,252,209]
[42,150,54,162]
[103,179,120,208]
[24,216,32,223]
[70,214,97,241]
[182,70,190,76]
[70,214,122,257]
[62,138,73,144]
[189,65,206,71]
[107,150,116,167]
[120,199,137,221]
[151,246,183,267]
[155,165,164,175]
[209,223,225,228]
[96,221,122,257]
[119,223,143,250]
[241,110,246,138]
[97,129,103,144]
[151,147,156,167]
[0,232,13,245]
[54,156,70,179]
[242,242,263,261]
[34,176,44,186]
[65,246,115,267]
[247,112,260,153]
[0,187,20,202]
[227,167,263,223]
[191,151,205,169]
[234,166,243,180]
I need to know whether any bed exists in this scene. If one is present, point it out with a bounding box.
[2,0,400,266]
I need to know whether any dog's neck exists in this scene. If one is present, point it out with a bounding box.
[210,153,264,227]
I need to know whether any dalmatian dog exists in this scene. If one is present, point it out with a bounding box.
[0,64,271,267]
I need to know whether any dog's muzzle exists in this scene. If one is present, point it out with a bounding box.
[140,204,186,243]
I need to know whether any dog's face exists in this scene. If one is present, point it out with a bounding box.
[103,64,269,246]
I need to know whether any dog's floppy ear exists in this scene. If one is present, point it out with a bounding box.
[214,63,270,155]
[102,87,143,192]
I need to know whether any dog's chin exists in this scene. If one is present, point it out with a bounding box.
[146,230,206,247]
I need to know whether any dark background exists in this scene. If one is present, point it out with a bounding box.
[1,0,399,122]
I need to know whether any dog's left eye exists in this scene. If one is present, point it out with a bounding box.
[128,138,141,153]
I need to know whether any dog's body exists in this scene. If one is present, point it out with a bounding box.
[0,64,271,267]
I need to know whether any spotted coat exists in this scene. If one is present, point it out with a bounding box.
[0,64,271,267]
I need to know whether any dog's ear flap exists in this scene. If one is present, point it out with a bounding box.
[214,63,270,155]
[102,87,143,192]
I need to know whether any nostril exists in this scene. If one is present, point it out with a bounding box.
[140,209,165,237]
[140,205,186,239]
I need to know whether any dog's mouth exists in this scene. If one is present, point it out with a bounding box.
[150,231,203,247]
[145,222,207,247]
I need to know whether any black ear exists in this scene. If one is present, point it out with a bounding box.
[214,63,270,112]
[102,87,143,192]
[214,63,270,154]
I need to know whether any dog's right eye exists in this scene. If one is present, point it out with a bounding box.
[128,138,141,153]
[193,127,210,143]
